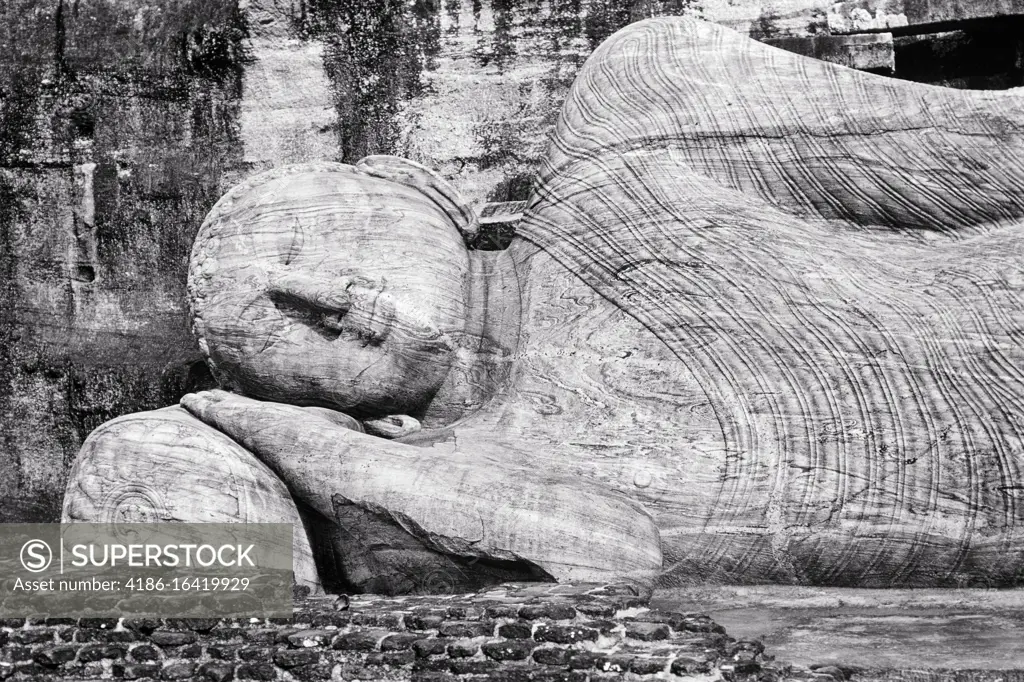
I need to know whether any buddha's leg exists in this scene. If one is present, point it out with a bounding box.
[62,406,321,592]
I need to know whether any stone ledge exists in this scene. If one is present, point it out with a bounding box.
[762,34,895,73]
[827,0,1024,35]
[0,582,826,681]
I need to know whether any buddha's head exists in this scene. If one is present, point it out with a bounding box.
[187,157,478,418]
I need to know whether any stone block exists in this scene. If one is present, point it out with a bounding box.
[518,604,577,621]
[449,658,499,674]
[485,604,520,619]
[381,650,416,666]
[274,648,320,667]
[160,661,196,679]
[446,639,479,658]
[567,651,610,670]
[482,639,538,661]
[12,629,56,645]
[198,661,236,682]
[149,630,196,647]
[236,662,277,680]
[351,611,403,629]
[381,632,422,651]
[413,657,452,672]
[624,621,671,641]
[78,644,125,661]
[331,628,387,651]
[308,611,351,628]
[575,603,616,618]
[239,645,272,661]
[123,618,161,635]
[287,629,334,648]
[498,622,533,639]
[533,623,598,644]
[437,620,494,638]
[207,643,241,659]
[409,671,458,682]
[532,646,572,665]
[630,655,670,674]
[406,613,446,631]
[289,662,334,681]
[671,654,714,675]
[412,638,449,657]
[32,645,77,667]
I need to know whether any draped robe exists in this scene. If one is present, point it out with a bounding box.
[519,17,1024,586]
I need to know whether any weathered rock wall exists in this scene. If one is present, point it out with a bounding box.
[0,0,247,521]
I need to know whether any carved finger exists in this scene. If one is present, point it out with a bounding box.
[363,414,421,439]
[180,390,310,463]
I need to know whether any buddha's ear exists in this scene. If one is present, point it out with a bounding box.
[356,155,479,245]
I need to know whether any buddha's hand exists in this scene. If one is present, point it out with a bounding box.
[179,390,360,489]
[179,389,664,585]
[181,390,417,442]
[181,389,362,437]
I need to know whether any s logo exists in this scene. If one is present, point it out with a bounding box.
[20,539,52,573]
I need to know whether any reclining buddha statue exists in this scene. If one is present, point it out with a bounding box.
[63,17,1024,592]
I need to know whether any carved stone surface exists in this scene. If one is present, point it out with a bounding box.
[523,17,1024,587]
[61,406,321,591]
[9,0,1017,529]
[64,16,1024,591]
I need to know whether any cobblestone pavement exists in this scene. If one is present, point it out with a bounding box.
[0,582,833,681]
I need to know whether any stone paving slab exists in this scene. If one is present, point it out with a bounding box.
[654,586,1024,679]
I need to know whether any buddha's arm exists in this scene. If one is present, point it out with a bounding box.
[179,390,662,585]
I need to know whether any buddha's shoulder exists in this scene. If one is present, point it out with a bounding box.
[514,246,678,364]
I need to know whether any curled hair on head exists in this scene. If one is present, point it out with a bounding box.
[356,155,479,245]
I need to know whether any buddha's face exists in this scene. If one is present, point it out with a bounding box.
[189,167,470,418]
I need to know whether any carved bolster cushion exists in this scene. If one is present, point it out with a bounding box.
[61,406,321,590]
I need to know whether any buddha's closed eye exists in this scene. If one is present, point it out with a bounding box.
[266,271,394,345]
